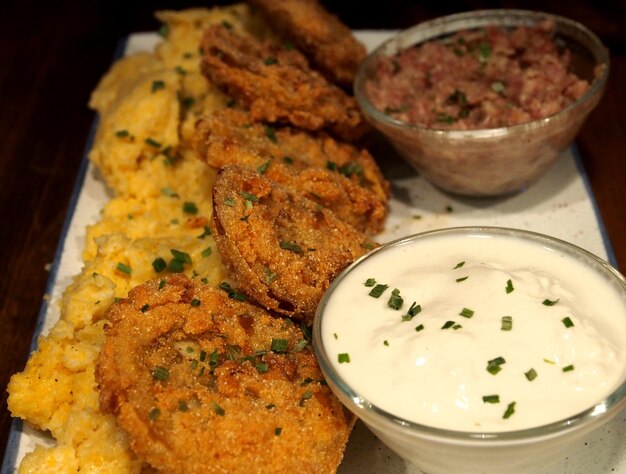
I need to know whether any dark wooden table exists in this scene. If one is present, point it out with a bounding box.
[1,0,624,465]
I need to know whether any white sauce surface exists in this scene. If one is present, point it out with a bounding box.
[322,231,626,431]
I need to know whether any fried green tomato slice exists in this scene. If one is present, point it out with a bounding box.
[248,0,367,88]
[212,165,376,323]
[194,109,389,234]
[200,24,368,142]
[96,274,353,474]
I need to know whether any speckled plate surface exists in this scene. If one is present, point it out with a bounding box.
[2,31,623,474]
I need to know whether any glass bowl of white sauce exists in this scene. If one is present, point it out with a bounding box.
[314,227,626,474]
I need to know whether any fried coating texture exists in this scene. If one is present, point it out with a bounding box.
[194,109,389,234]
[200,24,368,142]
[247,0,366,88]
[96,274,353,474]
[212,165,375,323]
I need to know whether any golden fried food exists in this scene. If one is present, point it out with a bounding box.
[96,274,354,473]
[200,24,368,142]
[211,165,375,323]
[194,108,389,234]
[247,0,366,88]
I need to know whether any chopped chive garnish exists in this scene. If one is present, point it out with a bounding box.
[219,281,246,301]
[116,262,132,275]
[213,402,225,416]
[263,267,277,284]
[456,276,468,282]
[158,279,167,290]
[368,284,389,298]
[223,196,235,206]
[151,80,165,92]
[201,247,212,258]
[282,156,293,164]
[487,356,506,375]
[294,340,308,352]
[437,113,456,124]
[503,401,516,419]
[279,241,304,254]
[197,226,211,239]
[190,298,201,307]
[256,363,269,374]
[167,259,185,273]
[182,201,198,214]
[482,394,500,403]
[525,368,538,381]
[459,307,474,318]
[402,302,422,321]
[501,316,513,331]
[271,338,289,353]
[543,358,556,365]
[387,288,404,310]
[239,191,259,202]
[561,317,574,328]
[115,129,130,138]
[145,138,162,148]
[326,161,338,171]
[441,320,455,329]
[562,364,575,372]
[543,298,559,306]
[478,42,492,61]
[161,187,179,198]
[338,353,351,364]
[505,279,514,294]
[264,126,278,143]
[415,324,424,332]
[263,57,278,65]
[257,161,270,174]
[178,400,189,412]
[274,427,282,436]
[152,366,169,381]
[170,249,192,264]
[149,407,161,420]
[140,304,150,313]
[383,340,389,346]
[364,278,376,287]
[221,20,233,29]
[152,257,167,273]
[158,24,169,38]
[492,81,506,93]
[299,390,313,406]
[454,261,465,269]
[175,65,187,75]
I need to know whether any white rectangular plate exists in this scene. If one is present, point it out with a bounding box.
[3,30,624,474]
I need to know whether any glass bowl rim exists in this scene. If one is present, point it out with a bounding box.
[313,226,626,443]
[354,9,610,138]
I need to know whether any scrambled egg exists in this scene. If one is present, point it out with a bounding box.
[7,5,265,472]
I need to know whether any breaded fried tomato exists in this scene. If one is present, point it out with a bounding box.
[212,165,375,323]
[96,274,353,473]
[248,0,367,87]
[194,109,389,234]
[200,24,367,142]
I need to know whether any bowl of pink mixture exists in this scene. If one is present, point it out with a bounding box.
[355,10,609,196]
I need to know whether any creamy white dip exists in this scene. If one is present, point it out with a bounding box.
[321,230,626,432]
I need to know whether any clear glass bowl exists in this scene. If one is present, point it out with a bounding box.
[354,10,609,196]
[314,227,626,474]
